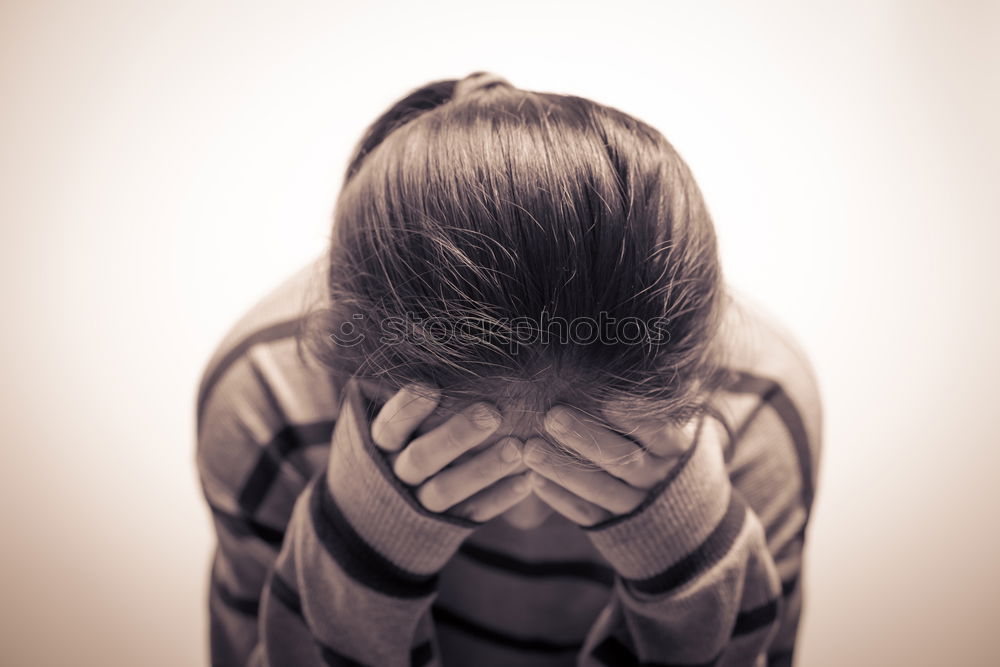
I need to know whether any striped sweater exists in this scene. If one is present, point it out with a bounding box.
[196,255,823,667]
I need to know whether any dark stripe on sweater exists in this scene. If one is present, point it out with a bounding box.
[726,370,815,520]
[212,577,260,616]
[782,575,798,597]
[592,635,639,666]
[765,385,814,516]
[724,372,780,462]
[592,592,786,667]
[310,474,438,599]
[458,542,615,586]
[733,598,780,636]
[271,570,434,667]
[432,603,582,654]
[764,499,803,545]
[725,370,775,398]
[626,491,747,596]
[234,357,311,513]
[269,572,303,616]
[767,649,794,667]
[237,419,336,515]
[210,504,285,546]
[319,644,366,667]
[318,641,434,667]
[592,635,719,667]
[197,318,302,426]
[410,641,435,667]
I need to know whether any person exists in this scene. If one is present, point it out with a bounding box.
[196,71,823,667]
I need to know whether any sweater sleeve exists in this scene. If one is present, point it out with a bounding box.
[198,370,478,666]
[577,412,807,667]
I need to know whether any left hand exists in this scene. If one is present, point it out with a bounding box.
[522,405,701,526]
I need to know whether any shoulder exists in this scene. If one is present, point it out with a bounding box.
[196,254,340,430]
[196,254,329,412]
[717,287,823,449]
[712,287,824,512]
[709,290,823,608]
[195,254,342,521]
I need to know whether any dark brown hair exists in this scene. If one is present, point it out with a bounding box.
[301,72,734,432]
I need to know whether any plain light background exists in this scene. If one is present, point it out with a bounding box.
[1,1,997,665]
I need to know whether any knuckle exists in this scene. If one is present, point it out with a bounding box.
[394,449,425,485]
[417,481,448,513]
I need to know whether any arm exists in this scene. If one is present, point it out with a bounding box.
[523,397,816,666]
[579,416,785,666]
[199,373,478,666]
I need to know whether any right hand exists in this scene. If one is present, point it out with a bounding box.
[361,381,532,522]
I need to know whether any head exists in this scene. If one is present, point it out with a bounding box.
[301,71,733,529]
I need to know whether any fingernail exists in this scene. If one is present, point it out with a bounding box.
[500,438,521,463]
[528,471,545,488]
[469,403,501,429]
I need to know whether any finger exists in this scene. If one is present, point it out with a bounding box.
[357,378,397,415]
[394,402,502,485]
[448,472,533,523]
[601,407,702,459]
[528,472,613,527]
[522,438,646,514]
[416,437,523,512]
[357,377,397,403]
[543,406,673,489]
[370,384,441,452]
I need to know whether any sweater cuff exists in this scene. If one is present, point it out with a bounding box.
[324,377,477,576]
[584,416,741,589]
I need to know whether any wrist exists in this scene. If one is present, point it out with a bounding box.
[325,378,477,575]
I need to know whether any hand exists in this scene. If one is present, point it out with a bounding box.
[362,382,532,522]
[522,406,701,526]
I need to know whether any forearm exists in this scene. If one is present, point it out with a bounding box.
[203,377,477,666]
[252,472,441,666]
[249,380,477,665]
[580,419,784,665]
